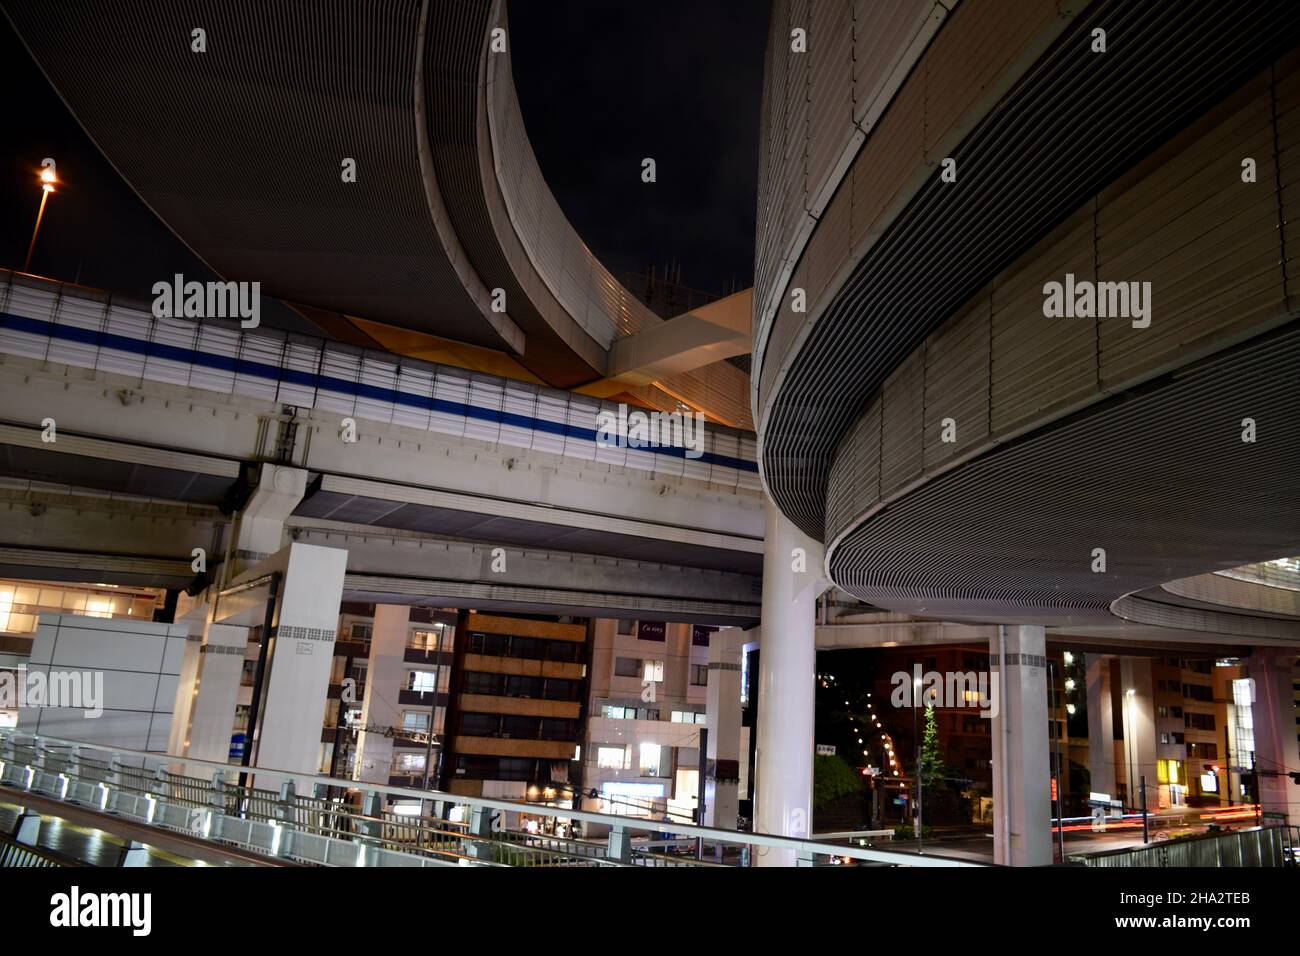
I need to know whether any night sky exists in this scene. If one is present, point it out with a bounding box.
[0,2,768,318]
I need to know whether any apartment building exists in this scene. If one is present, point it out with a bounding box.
[439,611,590,805]
[582,618,750,825]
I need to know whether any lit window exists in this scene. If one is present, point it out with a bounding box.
[391,753,426,774]
[639,742,662,777]
[407,670,437,692]
[643,660,664,682]
[597,746,627,769]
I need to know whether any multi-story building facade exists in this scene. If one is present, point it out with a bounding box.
[583,618,749,827]
[440,611,590,804]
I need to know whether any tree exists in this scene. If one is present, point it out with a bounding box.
[918,705,948,791]
[813,754,862,810]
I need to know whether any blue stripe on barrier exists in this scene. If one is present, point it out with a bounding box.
[0,312,759,473]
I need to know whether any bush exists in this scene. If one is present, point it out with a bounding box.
[892,823,934,840]
[813,754,863,810]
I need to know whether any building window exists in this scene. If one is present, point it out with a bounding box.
[460,712,499,737]
[690,664,708,686]
[391,753,426,774]
[614,657,640,678]
[617,619,636,636]
[402,711,430,734]
[671,710,707,724]
[642,659,664,682]
[410,625,448,651]
[602,704,630,719]
[407,670,437,692]
[639,742,662,776]
[597,746,627,769]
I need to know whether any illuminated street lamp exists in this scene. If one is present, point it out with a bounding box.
[23,164,58,274]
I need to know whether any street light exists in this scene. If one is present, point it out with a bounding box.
[24,164,58,274]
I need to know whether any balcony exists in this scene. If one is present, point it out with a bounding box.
[398,689,448,707]
[403,645,454,667]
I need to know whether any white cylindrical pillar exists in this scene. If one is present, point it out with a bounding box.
[1085,653,1116,798]
[754,498,823,866]
[1247,648,1299,824]
[1119,657,1158,811]
[990,625,1052,866]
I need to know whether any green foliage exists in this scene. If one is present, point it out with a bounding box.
[893,823,933,840]
[918,705,948,790]
[813,754,863,810]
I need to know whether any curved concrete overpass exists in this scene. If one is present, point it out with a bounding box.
[2,0,750,424]
[752,0,1300,631]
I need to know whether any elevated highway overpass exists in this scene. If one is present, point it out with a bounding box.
[0,269,762,625]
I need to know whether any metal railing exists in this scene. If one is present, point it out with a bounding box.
[1071,825,1293,867]
[1,835,76,867]
[0,731,983,868]
[0,269,759,490]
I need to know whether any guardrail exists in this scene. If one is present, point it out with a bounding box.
[0,269,760,490]
[1070,825,1293,868]
[0,731,983,868]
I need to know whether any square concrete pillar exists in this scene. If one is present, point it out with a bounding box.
[185,622,249,762]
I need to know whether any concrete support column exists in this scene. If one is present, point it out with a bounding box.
[1119,657,1158,811]
[1086,653,1116,798]
[167,594,214,757]
[229,464,307,577]
[354,604,411,786]
[990,625,1052,866]
[252,542,348,781]
[754,498,825,867]
[167,630,203,757]
[185,623,249,762]
[1247,649,1299,824]
[704,626,743,829]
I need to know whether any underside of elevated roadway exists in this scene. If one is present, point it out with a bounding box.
[828,325,1300,628]
[0,354,762,625]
